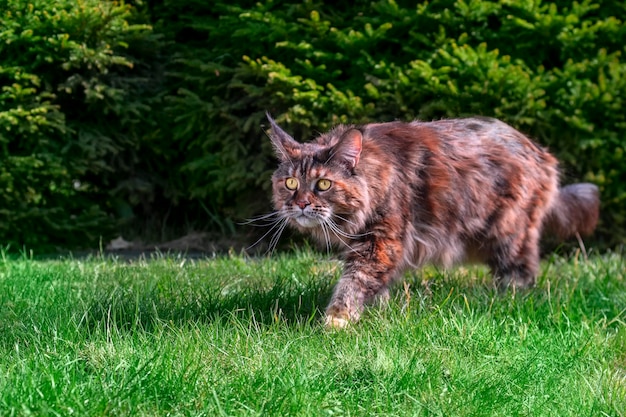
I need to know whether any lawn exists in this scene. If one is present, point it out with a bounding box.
[0,249,624,416]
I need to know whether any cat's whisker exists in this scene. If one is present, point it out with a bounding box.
[331,213,362,228]
[246,215,288,252]
[330,232,362,257]
[240,212,281,226]
[245,220,282,228]
[326,218,372,239]
[319,221,332,256]
[266,218,289,255]
[323,219,363,257]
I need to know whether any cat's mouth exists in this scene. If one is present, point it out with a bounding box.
[293,214,319,228]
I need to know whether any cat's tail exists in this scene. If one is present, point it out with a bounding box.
[543,183,600,240]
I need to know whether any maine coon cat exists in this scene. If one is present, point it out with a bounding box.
[263,113,600,328]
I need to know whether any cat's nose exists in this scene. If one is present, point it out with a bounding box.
[295,200,310,210]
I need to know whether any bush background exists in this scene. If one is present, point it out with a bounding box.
[1,0,624,251]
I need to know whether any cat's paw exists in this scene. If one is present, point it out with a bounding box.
[324,314,350,329]
[324,305,360,329]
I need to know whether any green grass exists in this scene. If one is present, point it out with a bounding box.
[0,250,625,416]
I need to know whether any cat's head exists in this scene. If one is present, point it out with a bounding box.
[266,113,367,233]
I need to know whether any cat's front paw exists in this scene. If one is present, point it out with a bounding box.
[324,305,360,329]
[324,314,351,329]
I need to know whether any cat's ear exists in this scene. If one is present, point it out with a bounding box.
[330,128,362,170]
[266,112,301,161]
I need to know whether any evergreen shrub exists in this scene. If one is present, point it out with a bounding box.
[0,0,159,250]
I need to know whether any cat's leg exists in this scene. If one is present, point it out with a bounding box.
[370,287,390,306]
[324,240,400,328]
[324,270,374,328]
[488,227,541,290]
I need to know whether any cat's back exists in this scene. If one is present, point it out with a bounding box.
[361,116,557,172]
[421,116,537,147]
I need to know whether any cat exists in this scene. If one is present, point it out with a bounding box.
[263,113,600,328]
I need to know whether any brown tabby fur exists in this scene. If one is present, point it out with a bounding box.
[264,113,600,328]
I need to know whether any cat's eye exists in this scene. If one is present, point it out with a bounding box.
[285,177,299,190]
[316,179,332,191]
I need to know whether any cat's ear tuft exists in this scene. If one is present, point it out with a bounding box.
[331,128,362,170]
[266,112,301,161]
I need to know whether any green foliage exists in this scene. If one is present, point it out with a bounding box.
[2,0,625,250]
[0,0,158,250]
[154,0,625,245]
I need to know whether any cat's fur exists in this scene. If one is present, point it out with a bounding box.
[265,113,600,328]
